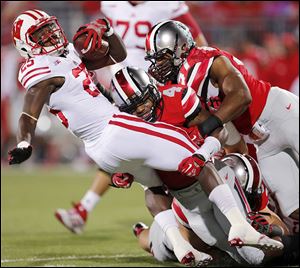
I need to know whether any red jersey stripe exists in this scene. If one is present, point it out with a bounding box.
[21,67,50,84]
[112,114,199,149]
[109,120,196,153]
[23,70,51,88]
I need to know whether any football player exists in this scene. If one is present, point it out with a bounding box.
[131,153,298,265]
[55,0,209,236]
[9,10,283,265]
[145,20,299,232]
[9,10,211,265]
[131,153,293,265]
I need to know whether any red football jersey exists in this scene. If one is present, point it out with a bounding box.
[154,83,202,189]
[178,47,272,135]
[156,84,204,146]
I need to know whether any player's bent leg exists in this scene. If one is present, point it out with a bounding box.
[147,219,213,266]
[55,202,87,234]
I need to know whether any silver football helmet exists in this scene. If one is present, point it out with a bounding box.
[110,66,161,122]
[145,20,195,84]
[221,153,263,211]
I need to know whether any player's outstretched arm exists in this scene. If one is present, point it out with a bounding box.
[8,78,63,165]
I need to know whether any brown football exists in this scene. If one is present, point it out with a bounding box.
[73,33,109,61]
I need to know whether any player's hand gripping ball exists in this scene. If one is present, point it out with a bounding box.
[73,18,110,61]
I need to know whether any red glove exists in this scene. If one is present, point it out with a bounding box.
[111,173,134,188]
[178,154,206,177]
[207,96,222,111]
[73,18,111,54]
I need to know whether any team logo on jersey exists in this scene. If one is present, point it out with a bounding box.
[54,59,61,65]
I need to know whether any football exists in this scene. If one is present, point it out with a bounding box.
[73,32,109,61]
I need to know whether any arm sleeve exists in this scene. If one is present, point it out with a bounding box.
[181,86,202,122]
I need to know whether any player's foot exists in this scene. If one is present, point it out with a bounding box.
[55,202,87,234]
[132,222,149,237]
[180,250,213,267]
[228,224,284,250]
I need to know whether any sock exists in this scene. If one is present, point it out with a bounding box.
[80,190,100,212]
[154,209,190,252]
[209,184,247,226]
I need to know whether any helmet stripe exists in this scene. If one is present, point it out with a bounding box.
[112,75,130,103]
[122,67,140,94]
[21,11,38,20]
[32,9,45,17]
[148,20,171,52]
[245,155,261,190]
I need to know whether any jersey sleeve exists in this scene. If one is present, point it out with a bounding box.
[181,86,202,121]
[18,56,60,90]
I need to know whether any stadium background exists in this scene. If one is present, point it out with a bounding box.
[1,1,299,266]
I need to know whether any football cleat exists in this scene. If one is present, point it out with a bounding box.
[228,224,284,250]
[55,202,87,234]
[179,250,213,267]
[132,222,149,237]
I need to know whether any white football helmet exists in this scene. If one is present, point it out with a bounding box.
[12,9,68,58]
[221,153,263,211]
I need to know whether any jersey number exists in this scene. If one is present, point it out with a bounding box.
[20,59,35,73]
[115,20,152,40]
[72,63,100,97]
[162,87,182,97]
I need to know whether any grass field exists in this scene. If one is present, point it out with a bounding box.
[1,165,181,267]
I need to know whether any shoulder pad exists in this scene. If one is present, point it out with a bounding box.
[18,56,55,90]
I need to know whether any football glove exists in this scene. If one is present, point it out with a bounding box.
[8,141,32,165]
[111,173,134,189]
[73,18,112,53]
[178,154,206,177]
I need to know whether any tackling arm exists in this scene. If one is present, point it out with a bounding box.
[210,56,252,124]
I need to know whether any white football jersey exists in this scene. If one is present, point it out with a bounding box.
[18,44,118,143]
[101,1,188,70]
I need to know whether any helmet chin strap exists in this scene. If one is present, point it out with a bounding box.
[173,58,182,66]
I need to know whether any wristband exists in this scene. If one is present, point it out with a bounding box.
[195,136,221,161]
[199,114,223,138]
[17,141,31,148]
[104,27,114,37]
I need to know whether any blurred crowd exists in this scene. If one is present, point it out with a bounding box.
[1,1,299,167]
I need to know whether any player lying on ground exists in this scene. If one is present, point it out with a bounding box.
[129,153,298,265]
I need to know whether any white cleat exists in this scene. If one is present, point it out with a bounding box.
[228,224,284,250]
[175,247,213,267]
[55,203,87,234]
